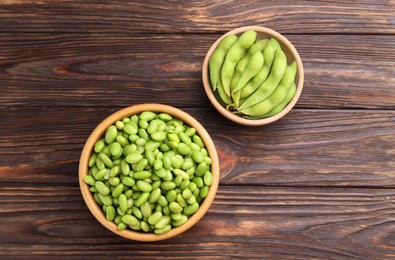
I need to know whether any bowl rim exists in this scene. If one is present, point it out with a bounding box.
[202,25,304,126]
[79,103,220,242]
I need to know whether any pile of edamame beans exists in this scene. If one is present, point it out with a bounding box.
[209,30,297,119]
[84,111,213,234]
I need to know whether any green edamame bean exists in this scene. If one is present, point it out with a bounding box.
[109,142,122,157]
[84,175,95,186]
[177,143,191,156]
[145,140,161,151]
[174,175,183,187]
[172,215,188,227]
[122,176,135,187]
[145,150,155,166]
[158,195,168,207]
[141,221,150,232]
[137,180,152,192]
[177,194,187,207]
[158,113,172,121]
[93,168,107,181]
[155,215,171,229]
[190,143,200,152]
[125,152,143,164]
[170,155,183,169]
[166,190,177,202]
[94,139,106,153]
[204,171,213,186]
[98,153,113,168]
[120,160,130,175]
[148,211,163,225]
[95,181,110,195]
[154,224,171,234]
[124,189,133,199]
[134,170,151,179]
[192,188,200,198]
[106,205,116,221]
[139,119,148,129]
[138,128,149,140]
[191,151,204,163]
[122,215,138,226]
[135,192,150,207]
[173,169,189,180]
[135,137,146,146]
[221,30,257,96]
[178,131,191,145]
[116,135,129,147]
[123,122,138,135]
[117,222,127,230]
[183,202,199,216]
[184,127,196,137]
[147,120,159,134]
[140,111,156,121]
[161,181,176,191]
[192,177,204,188]
[114,215,122,224]
[159,143,170,152]
[169,202,183,214]
[93,191,103,204]
[89,187,97,193]
[238,50,287,110]
[196,162,209,176]
[105,125,117,144]
[182,188,192,200]
[180,180,190,190]
[88,153,98,168]
[188,182,197,192]
[115,120,124,130]
[119,194,128,212]
[148,187,161,204]
[123,144,137,156]
[209,34,238,89]
[151,131,166,142]
[132,206,143,219]
[112,183,124,197]
[109,166,120,178]
[192,135,204,148]
[170,213,183,221]
[240,62,297,116]
[141,201,152,218]
[98,193,112,206]
[153,159,163,170]
[200,185,209,198]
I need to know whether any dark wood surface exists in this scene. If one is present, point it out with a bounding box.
[1,1,394,259]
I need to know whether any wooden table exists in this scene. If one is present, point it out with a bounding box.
[1,1,395,259]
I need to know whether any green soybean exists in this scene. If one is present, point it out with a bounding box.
[240,62,297,116]
[172,215,188,227]
[140,111,156,121]
[95,181,110,195]
[125,152,143,164]
[161,181,176,191]
[169,202,183,214]
[184,203,199,216]
[238,50,287,110]
[122,215,138,226]
[148,211,163,225]
[135,192,150,207]
[209,34,238,89]
[84,175,96,186]
[221,30,257,96]
[112,183,124,197]
[134,170,151,179]
[105,126,117,144]
[155,215,171,229]
[106,205,116,221]
[233,50,264,93]
[149,188,161,204]
[155,224,171,235]
[141,201,152,218]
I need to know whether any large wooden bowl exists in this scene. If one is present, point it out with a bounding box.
[202,26,304,126]
[79,104,219,242]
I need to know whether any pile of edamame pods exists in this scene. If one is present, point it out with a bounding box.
[209,30,297,119]
[84,111,213,234]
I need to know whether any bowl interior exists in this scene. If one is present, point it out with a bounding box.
[79,104,219,242]
[202,26,304,126]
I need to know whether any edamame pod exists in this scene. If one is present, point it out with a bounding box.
[240,62,297,116]
[209,34,238,90]
[221,30,257,96]
[233,51,264,93]
[239,42,275,100]
[238,50,287,110]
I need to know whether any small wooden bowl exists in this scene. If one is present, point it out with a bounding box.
[202,26,304,126]
[79,104,219,242]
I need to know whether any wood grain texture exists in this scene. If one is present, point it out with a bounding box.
[0,0,394,34]
[0,184,394,259]
[1,33,395,109]
[1,107,394,187]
